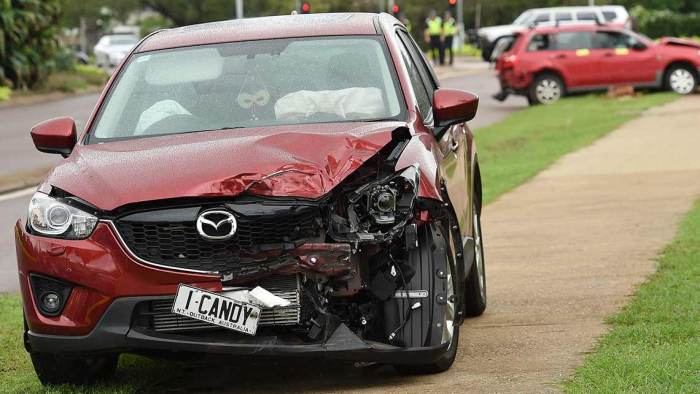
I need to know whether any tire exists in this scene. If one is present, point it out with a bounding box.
[31,352,118,386]
[665,65,698,95]
[394,225,460,375]
[464,200,487,316]
[529,73,565,105]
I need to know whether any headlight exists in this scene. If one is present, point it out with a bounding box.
[27,192,97,239]
[329,165,419,243]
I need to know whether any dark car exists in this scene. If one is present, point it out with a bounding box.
[19,13,486,385]
[494,25,700,104]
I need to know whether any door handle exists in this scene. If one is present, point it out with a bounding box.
[450,140,459,152]
[551,54,567,59]
[603,52,615,57]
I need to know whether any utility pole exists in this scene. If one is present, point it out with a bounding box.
[235,0,244,19]
[588,0,595,5]
[456,0,464,51]
[387,0,394,13]
[475,1,481,31]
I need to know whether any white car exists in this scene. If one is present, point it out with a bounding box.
[477,5,631,61]
[93,34,139,68]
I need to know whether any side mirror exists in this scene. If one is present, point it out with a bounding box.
[30,117,77,157]
[433,89,479,128]
[631,42,647,51]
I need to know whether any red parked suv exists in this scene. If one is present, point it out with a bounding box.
[18,13,487,385]
[493,25,700,104]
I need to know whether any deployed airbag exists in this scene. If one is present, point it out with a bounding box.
[274,87,385,121]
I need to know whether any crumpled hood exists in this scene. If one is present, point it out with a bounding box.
[45,122,406,211]
[659,37,700,49]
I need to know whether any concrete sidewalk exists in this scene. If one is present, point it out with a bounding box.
[432,56,490,80]
[443,95,700,392]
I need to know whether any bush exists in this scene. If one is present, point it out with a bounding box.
[40,65,107,93]
[0,0,62,89]
[139,14,173,37]
[631,5,700,38]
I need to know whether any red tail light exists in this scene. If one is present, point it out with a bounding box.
[501,54,518,70]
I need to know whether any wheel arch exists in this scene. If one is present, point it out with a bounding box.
[663,60,699,85]
[532,68,568,90]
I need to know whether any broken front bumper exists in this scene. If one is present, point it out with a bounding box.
[25,296,448,364]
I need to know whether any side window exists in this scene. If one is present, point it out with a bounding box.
[602,11,617,22]
[395,33,431,118]
[576,11,598,22]
[528,34,553,51]
[533,12,551,25]
[555,12,573,23]
[554,32,593,51]
[398,30,438,97]
[593,31,624,49]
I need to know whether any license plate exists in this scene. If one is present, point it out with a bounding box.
[172,284,261,336]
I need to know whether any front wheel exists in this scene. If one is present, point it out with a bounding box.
[31,352,118,386]
[666,65,698,95]
[394,225,459,375]
[529,73,565,105]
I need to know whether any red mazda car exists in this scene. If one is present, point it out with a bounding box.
[18,13,486,385]
[493,25,700,104]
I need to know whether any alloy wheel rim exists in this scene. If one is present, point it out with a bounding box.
[670,69,695,94]
[441,259,455,344]
[473,210,485,299]
[535,79,561,103]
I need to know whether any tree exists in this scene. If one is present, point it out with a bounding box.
[0,0,62,89]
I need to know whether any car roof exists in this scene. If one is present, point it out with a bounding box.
[527,6,602,13]
[528,24,624,34]
[138,13,381,53]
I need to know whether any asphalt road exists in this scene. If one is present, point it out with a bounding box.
[0,93,98,178]
[0,66,526,292]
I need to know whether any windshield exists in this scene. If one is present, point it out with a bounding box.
[88,36,404,143]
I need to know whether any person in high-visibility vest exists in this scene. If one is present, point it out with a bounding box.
[424,10,444,66]
[443,11,457,66]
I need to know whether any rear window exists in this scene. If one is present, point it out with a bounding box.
[491,35,517,59]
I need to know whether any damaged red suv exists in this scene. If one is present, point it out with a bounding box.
[18,13,485,385]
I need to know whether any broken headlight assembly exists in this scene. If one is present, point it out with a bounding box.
[27,192,98,239]
[329,165,419,243]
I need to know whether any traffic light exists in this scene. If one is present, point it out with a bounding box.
[448,0,457,11]
[301,2,310,14]
[391,4,399,16]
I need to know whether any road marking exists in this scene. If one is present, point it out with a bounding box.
[0,186,36,202]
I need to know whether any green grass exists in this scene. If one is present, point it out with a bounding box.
[455,44,482,58]
[565,199,700,393]
[0,86,11,102]
[0,92,681,392]
[477,93,677,204]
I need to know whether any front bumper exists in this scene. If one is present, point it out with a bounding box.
[26,296,448,364]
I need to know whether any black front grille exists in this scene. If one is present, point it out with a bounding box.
[114,202,321,273]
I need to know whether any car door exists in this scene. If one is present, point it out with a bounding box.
[593,30,658,84]
[551,30,606,87]
[396,29,472,237]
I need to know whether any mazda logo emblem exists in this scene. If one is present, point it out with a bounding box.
[196,210,237,240]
